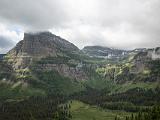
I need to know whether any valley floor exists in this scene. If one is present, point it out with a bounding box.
[70,101,131,120]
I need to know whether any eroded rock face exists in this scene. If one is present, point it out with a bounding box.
[7,32,79,69]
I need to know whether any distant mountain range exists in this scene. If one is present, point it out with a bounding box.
[82,45,160,60]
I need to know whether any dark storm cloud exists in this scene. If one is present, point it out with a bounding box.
[0,36,13,48]
[0,0,160,50]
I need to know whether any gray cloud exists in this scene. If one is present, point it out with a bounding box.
[0,0,160,50]
[0,0,70,30]
[0,36,14,53]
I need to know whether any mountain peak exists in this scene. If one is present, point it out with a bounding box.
[23,31,79,51]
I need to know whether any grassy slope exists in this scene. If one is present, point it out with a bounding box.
[70,101,131,120]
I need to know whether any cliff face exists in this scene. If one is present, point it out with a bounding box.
[7,32,79,69]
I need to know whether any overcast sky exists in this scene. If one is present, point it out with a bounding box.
[0,0,160,53]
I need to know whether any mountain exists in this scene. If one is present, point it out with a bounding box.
[5,32,90,84]
[0,32,92,100]
[7,32,79,70]
[82,46,128,59]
